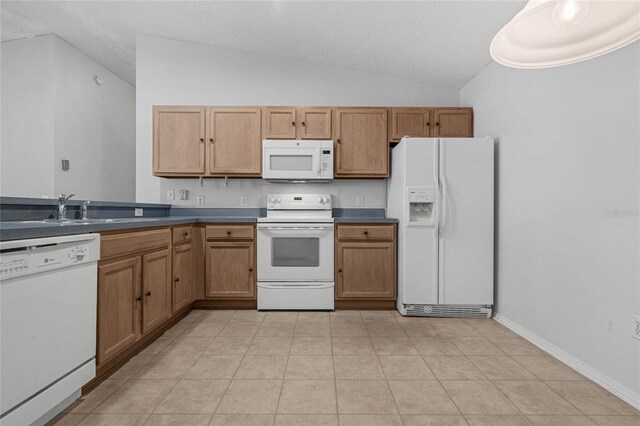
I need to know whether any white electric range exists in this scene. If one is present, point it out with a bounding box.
[257,194,334,310]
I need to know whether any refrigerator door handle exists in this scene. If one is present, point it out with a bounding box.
[440,173,449,236]
[434,139,441,304]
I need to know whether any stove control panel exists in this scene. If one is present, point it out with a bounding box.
[267,194,332,210]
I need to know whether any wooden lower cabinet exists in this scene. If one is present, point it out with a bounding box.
[172,244,193,312]
[205,241,256,299]
[141,249,172,333]
[97,257,142,365]
[335,224,397,301]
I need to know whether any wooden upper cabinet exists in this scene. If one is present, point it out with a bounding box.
[433,108,473,137]
[172,244,193,313]
[389,108,431,141]
[141,249,172,334]
[334,108,389,177]
[153,106,206,175]
[265,108,297,139]
[297,108,332,139]
[207,108,262,176]
[205,241,255,299]
[97,257,142,365]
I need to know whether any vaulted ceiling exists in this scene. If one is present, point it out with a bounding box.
[1,1,525,88]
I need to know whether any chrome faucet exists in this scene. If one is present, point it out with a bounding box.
[81,200,91,220]
[57,193,75,220]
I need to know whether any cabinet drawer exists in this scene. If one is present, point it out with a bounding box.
[101,229,170,259]
[172,226,193,244]
[337,224,395,241]
[206,225,254,240]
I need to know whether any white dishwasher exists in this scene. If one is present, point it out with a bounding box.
[0,233,100,426]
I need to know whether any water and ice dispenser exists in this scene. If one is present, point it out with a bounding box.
[408,188,435,225]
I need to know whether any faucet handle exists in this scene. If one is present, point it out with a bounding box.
[59,193,75,201]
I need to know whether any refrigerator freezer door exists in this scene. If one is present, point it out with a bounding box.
[402,138,439,305]
[438,138,494,305]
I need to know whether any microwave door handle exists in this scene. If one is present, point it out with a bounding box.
[318,149,322,176]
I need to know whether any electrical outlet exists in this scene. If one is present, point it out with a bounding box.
[633,315,640,340]
[134,208,143,217]
[240,196,248,207]
[179,190,189,201]
[196,195,205,206]
[356,195,364,207]
[167,189,175,200]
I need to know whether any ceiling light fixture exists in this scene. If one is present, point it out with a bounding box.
[490,0,640,69]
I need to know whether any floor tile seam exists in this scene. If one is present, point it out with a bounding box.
[489,377,585,416]
[229,319,263,381]
[539,379,626,416]
[273,322,294,417]
[372,337,402,416]
[330,318,342,422]
[465,354,539,382]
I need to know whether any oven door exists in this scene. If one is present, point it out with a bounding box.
[257,223,334,282]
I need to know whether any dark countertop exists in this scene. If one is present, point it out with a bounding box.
[334,217,398,224]
[0,215,398,241]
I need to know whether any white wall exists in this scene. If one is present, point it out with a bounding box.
[1,35,136,201]
[1,35,55,198]
[461,43,640,404]
[136,35,460,206]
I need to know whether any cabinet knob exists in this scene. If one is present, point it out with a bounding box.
[209,138,214,143]
[291,121,296,127]
[174,277,180,283]
[436,122,440,126]
[426,122,431,126]
[338,268,342,273]
[200,138,204,143]
[301,121,306,127]
[145,291,151,297]
[337,139,341,144]
[226,231,231,235]
[363,230,369,235]
[249,268,253,272]
[183,232,188,237]
[135,295,143,302]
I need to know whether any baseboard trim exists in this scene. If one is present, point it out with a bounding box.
[493,313,640,410]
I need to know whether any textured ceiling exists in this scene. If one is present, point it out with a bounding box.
[1,1,525,88]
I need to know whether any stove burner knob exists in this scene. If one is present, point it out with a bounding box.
[275,197,281,204]
[318,197,324,204]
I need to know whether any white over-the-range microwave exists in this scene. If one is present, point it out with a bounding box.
[262,140,333,182]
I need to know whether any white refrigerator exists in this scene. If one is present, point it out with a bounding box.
[387,137,495,318]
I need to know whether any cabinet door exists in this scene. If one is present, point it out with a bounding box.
[153,106,206,175]
[142,249,172,334]
[97,257,142,365]
[205,241,255,299]
[389,108,431,141]
[334,108,388,177]
[433,108,473,137]
[207,108,262,175]
[172,244,193,313]
[336,241,396,299]
[265,108,297,139]
[297,108,332,139]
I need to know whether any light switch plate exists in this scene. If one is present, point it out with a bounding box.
[179,190,189,201]
[167,189,175,200]
[196,195,205,206]
[134,208,143,217]
[240,196,248,207]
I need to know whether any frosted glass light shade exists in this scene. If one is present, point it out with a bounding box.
[490,0,640,68]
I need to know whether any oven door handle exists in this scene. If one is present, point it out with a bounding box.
[258,282,334,289]
[259,226,332,230]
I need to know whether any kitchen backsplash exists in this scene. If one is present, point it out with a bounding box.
[160,179,387,208]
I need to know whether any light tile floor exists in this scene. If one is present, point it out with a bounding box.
[50,310,639,426]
